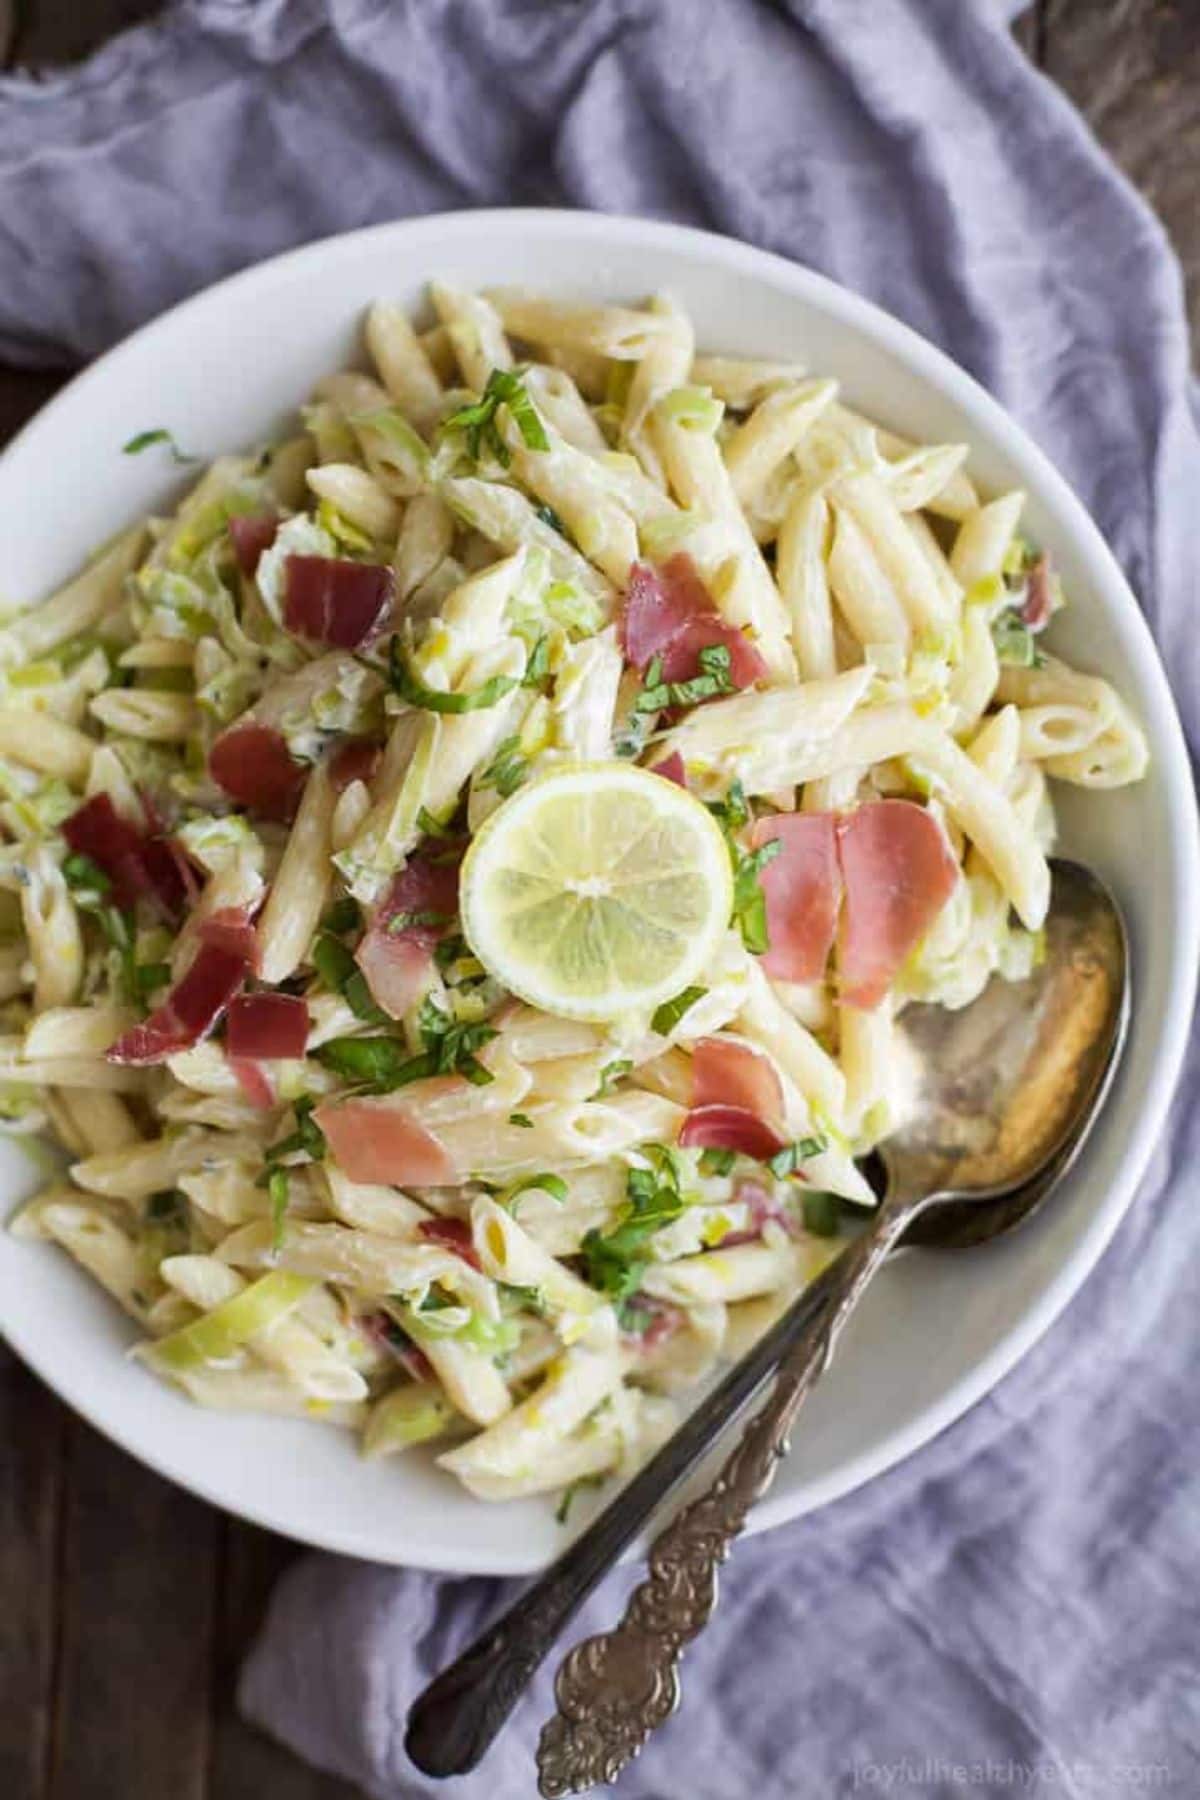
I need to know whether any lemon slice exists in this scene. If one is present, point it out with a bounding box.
[459,762,733,1022]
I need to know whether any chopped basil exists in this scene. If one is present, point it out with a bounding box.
[63,857,151,1007]
[505,1172,569,1211]
[592,1058,633,1098]
[707,780,781,956]
[650,985,707,1037]
[62,852,112,896]
[580,1146,686,1303]
[318,996,500,1096]
[442,367,550,468]
[122,427,197,464]
[699,1147,736,1178]
[262,1098,327,1173]
[479,734,531,798]
[434,931,469,972]
[416,996,498,1085]
[508,1112,534,1129]
[133,961,170,1000]
[766,1136,826,1179]
[802,1191,841,1237]
[315,1035,438,1090]
[731,838,781,955]
[321,896,362,935]
[632,643,736,716]
[311,930,387,1025]
[390,637,518,714]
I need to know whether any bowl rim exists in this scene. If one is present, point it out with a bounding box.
[2,206,1197,1572]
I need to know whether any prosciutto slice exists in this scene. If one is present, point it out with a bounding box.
[282,556,394,650]
[620,554,767,688]
[1020,554,1054,631]
[650,751,688,789]
[329,739,382,793]
[62,793,186,919]
[106,944,248,1066]
[313,1097,456,1187]
[657,614,767,689]
[418,1216,483,1271]
[209,721,307,822]
[355,854,462,1021]
[228,511,280,577]
[750,813,843,984]
[199,906,262,972]
[691,1037,785,1135]
[226,993,310,1060]
[835,801,958,1008]
[678,1104,787,1160]
[229,1057,277,1112]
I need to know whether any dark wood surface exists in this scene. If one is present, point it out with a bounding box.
[1,4,1197,1797]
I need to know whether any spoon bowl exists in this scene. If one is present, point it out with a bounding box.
[893,858,1129,1244]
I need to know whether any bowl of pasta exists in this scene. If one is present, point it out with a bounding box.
[0,210,1194,1574]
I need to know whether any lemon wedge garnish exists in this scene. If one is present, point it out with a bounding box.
[459,762,732,1022]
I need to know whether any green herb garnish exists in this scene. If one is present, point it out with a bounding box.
[261,1098,327,1175]
[434,931,469,972]
[699,1147,736,1178]
[650,986,707,1037]
[580,1147,686,1303]
[315,999,498,1094]
[592,1058,633,1098]
[122,427,197,464]
[632,643,736,716]
[311,930,387,1025]
[321,896,362,935]
[766,1136,826,1179]
[62,852,112,895]
[504,1172,569,1211]
[707,780,781,956]
[731,838,781,955]
[442,367,550,468]
[416,996,498,1085]
[62,856,152,1007]
[390,636,519,714]
[508,1112,534,1129]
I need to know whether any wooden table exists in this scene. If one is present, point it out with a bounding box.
[1,4,1196,1796]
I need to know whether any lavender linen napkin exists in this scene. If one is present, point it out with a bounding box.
[3,2,1199,1795]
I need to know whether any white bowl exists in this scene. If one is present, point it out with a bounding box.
[1,211,1196,1574]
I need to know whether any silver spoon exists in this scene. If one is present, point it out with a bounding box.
[406,858,1128,1793]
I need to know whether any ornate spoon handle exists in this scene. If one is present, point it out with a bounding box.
[405,1257,847,1778]
[536,1193,916,1797]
